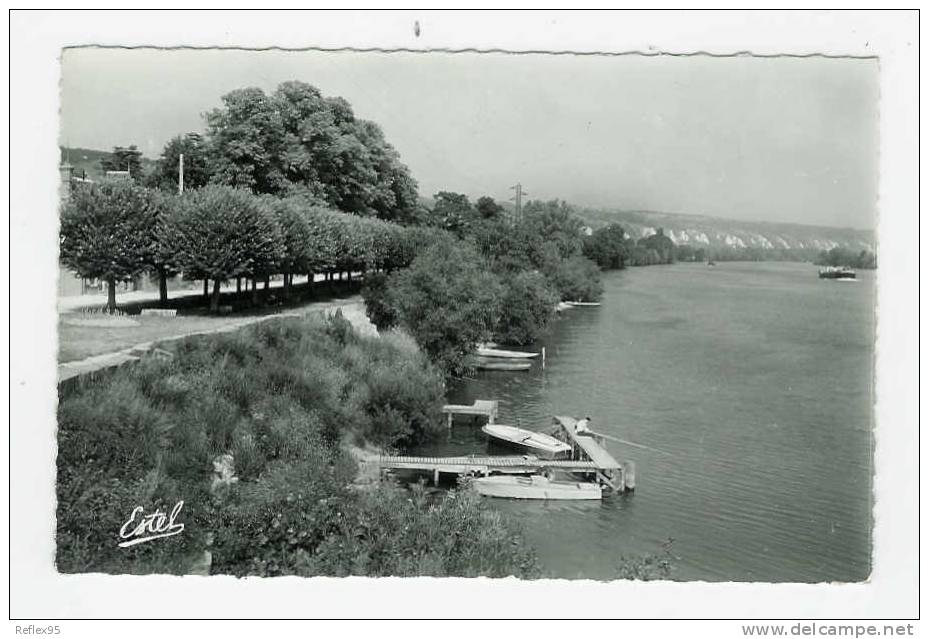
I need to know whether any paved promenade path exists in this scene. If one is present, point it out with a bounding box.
[58,296,374,383]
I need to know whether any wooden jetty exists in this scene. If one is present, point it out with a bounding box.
[442,399,498,428]
[551,415,634,492]
[360,412,635,494]
[360,453,600,489]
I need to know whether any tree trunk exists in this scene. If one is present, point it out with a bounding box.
[210,278,222,313]
[251,278,259,305]
[236,277,241,295]
[264,275,270,291]
[347,271,352,283]
[203,279,209,299]
[106,275,117,314]
[283,271,291,299]
[158,268,168,304]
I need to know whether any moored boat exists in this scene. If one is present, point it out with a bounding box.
[470,357,532,371]
[565,301,601,307]
[472,475,603,500]
[475,344,539,359]
[482,423,572,458]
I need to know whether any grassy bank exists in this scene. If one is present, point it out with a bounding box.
[56,314,540,577]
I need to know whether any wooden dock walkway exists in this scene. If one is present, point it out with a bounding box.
[354,408,637,495]
[553,416,621,469]
[371,454,599,473]
[551,416,633,492]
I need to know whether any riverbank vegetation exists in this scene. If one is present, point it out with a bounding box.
[59,80,684,579]
[359,195,603,375]
[57,314,540,577]
[815,246,877,269]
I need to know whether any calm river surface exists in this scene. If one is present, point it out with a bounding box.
[415,261,875,582]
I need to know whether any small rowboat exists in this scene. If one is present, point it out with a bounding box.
[565,301,601,307]
[475,344,539,359]
[482,424,572,458]
[472,475,603,500]
[470,357,532,372]
[555,302,574,312]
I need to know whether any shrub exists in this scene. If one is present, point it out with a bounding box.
[57,314,534,578]
[545,255,604,302]
[381,239,505,376]
[494,271,559,345]
[361,272,398,330]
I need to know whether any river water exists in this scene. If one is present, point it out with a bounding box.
[414,261,875,582]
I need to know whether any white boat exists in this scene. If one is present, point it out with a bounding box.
[472,475,603,500]
[482,424,572,458]
[470,357,532,372]
[475,344,539,359]
[565,301,602,307]
[555,302,574,312]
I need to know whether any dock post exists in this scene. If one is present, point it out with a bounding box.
[622,461,636,492]
[433,468,440,486]
[542,347,546,368]
[447,413,453,430]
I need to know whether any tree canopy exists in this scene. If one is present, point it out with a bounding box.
[583,223,629,270]
[161,185,283,311]
[59,179,163,310]
[146,133,213,192]
[205,81,419,222]
[371,239,505,376]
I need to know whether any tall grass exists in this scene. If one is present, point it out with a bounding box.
[56,314,539,577]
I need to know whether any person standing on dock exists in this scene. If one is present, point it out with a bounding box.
[575,416,592,434]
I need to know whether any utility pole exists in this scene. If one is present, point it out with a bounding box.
[509,182,527,223]
[178,153,185,194]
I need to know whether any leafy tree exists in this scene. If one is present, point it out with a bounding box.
[367,239,505,376]
[162,185,283,312]
[638,228,675,264]
[545,255,604,302]
[476,196,504,220]
[521,199,585,266]
[432,191,474,236]
[143,189,182,303]
[100,145,144,180]
[205,81,419,221]
[583,223,629,269]
[205,87,287,193]
[815,246,877,269]
[468,217,534,273]
[60,179,161,312]
[146,133,212,192]
[266,196,316,298]
[493,271,558,345]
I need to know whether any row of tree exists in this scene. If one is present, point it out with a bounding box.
[60,180,430,313]
[580,224,874,269]
[101,81,422,223]
[582,224,677,269]
[815,246,877,269]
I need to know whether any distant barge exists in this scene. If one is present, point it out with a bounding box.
[819,266,856,280]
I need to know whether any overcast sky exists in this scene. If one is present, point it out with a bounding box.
[60,48,878,229]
